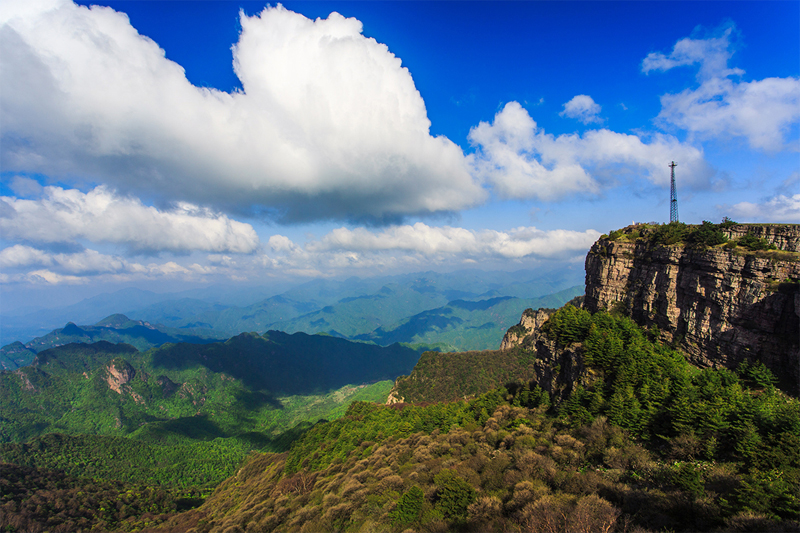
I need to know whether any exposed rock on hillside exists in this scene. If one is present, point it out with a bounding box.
[499,308,552,350]
[722,223,800,252]
[584,224,800,394]
[105,359,135,394]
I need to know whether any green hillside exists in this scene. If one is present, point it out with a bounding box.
[2,304,798,532]
[0,332,417,445]
[150,308,799,533]
[0,331,408,529]
[0,341,36,371]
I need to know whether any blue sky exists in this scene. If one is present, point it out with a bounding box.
[1,0,798,310]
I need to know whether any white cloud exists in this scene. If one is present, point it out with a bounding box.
[308,222,601,260]
[0,244,138,275]
[657,76,800,152]
[644,24,800,151]
[0,186,260,253]
[0,244,223,284]
[560,95,602,124]
[642,25,742,81]
[0,1,484,223]
[468,102,712,201]
[0,221,602,285]
[0,244,52,268]
[26,270,87,285]
[726,194,800,223]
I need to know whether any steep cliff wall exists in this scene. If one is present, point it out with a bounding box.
[584,225,800,394]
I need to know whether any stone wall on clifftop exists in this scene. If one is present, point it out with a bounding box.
[584,224,800,394]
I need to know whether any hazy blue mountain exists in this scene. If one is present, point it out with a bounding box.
[124,298,231,328]
[0,314,223,369]
[355,285,584,350]
[271,283,452,339]
[0,267,585,348]
[0,288,172,346]
[0,342,37,371]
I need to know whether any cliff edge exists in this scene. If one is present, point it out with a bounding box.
[584,223,800,394]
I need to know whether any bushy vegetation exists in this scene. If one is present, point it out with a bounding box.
[151,306,799,532]
[0,463,201,532]
[392,347,540,404]
[3,299,797,532]
[0,434,251,492]
[608,219,792,256]
[733,233,778,251]
[0,334,407,531]
[648,221,729,248]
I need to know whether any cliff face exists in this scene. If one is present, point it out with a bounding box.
[500,308,552,350]
[584,225,800,394]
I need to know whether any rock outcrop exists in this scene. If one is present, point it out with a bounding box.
[500,308,552,350]
[584,225,800,394]
[105,359,136,394]
[722,224,800,252]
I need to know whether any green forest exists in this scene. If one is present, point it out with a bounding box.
[2,303,797,532]
[152,313,798,533]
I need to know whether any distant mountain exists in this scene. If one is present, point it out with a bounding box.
[272,283,451,339]
[355,286,584,350]
[0,342,37,371]
[227,271,585,343]
[0,314,223,370]
[0,267,585,349]
[0,287,176,345]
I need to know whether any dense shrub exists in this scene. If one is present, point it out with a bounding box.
[651,221,689,245]
[686,221,728,247]
[737,233,777,251]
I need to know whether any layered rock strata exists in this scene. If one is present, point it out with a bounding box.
[584,226,800,394]
[500,308,552,350]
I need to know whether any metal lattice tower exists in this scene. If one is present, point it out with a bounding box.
[669,161,679,223]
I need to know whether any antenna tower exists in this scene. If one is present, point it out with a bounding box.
[669,161,678,223]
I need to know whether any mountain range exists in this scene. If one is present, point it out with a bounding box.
[0,267,584,347]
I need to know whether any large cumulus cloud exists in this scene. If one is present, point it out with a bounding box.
[0,1,484,223]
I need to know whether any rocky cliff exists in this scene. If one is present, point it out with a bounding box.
[584,223,800,394]
[499,308,552,350]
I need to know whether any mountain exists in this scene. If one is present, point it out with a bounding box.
[0,288,173,345]
[0,267,584,349]
[0,332,419,445]
[153,303,800,533]
[146,222,798,533]
[217,272,584,344]
[356,286,583,350]
[124,268,584,338]
[0,341,36,371]
[0,314,223,370]
[584,222,799,394]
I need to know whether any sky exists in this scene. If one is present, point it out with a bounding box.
[1,0,798,311]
